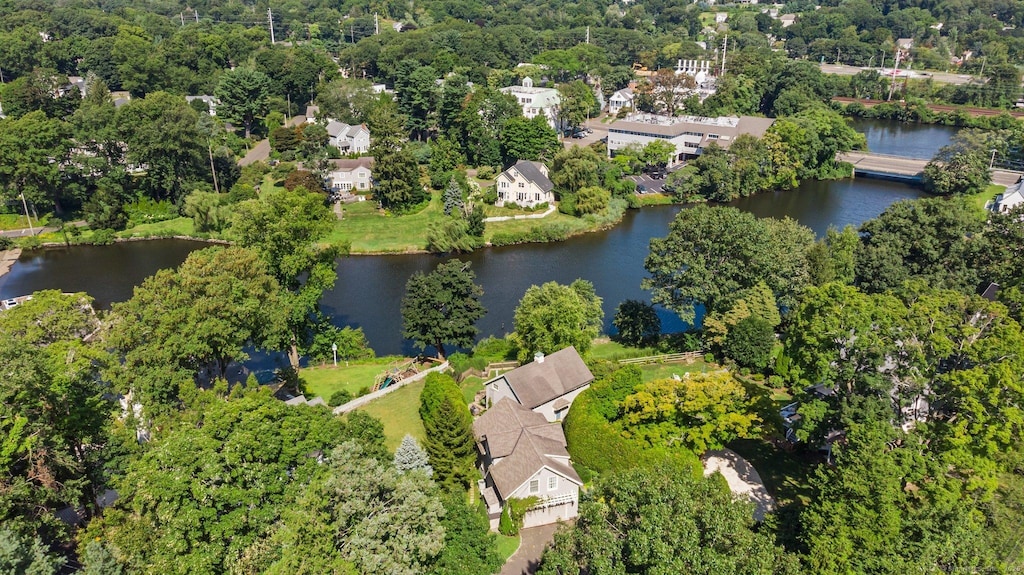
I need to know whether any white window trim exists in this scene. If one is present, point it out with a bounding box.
[529,479,540,494]
[548,476,558,491]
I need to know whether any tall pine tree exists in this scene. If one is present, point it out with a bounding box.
[419,373,476,489]
[367,95,424,212]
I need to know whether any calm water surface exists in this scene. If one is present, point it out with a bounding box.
[850,117,959,160]
[0,178,926,356]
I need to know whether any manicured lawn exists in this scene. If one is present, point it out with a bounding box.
[968,183,1003,214]
[495,533,521,563]
[484,209,589,240]
[461,375,486,405]
[356,377,428,451]
[326,191,445,253]
[0,213,50,231]
[482,203,548,218]
[119,216,197,238]
[639,359,713,382]
[588,339,660,361]
[301,357,401,399]
[634,193,676,206]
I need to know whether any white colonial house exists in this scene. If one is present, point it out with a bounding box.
[495,160,555,209]
[499,77,561,129]
[325,157,373,192]
[474,398,583,530]
[990,177,1024,213]
[607,113,775,165]
[326,120,371,154]
[483,346,594,423]
[608,86,635,114]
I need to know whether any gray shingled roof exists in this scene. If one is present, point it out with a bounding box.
[475,399,582,497]
[495,346,594,409]
[509,160,554,193]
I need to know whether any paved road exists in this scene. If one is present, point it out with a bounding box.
[820,63,980,86]
[839,151,1024,186]
[499,524,560,575]
[238,115,307,166]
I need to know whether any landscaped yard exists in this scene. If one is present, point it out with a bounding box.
[588,339,660,361]
[119,216,197,238]
[638,359,713,382]
[969,183,1004,214]
[301,357,401,400]
[495,533,521,563]
[327,191,445,253]
[356,376,428,451]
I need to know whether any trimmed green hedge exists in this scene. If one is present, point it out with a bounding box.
[564,366,701,481]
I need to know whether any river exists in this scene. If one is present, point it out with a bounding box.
[0,119,951,358]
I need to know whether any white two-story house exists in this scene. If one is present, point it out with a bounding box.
[474,398,584,530]
[495,160,555,209]
[324,157,373,193]
[499,77,561,129]
[326,120,371,154]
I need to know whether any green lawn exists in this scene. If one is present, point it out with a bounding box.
[356,377,428,451]
[327,192,445,253]
[0,213,50,231]
[461,375,486,405]
[495,533,521,563]
[588,339,660,361]
[301,357,401,399]
[119,216,197,238]
[639,359,713,382]
[968,183,1003,215]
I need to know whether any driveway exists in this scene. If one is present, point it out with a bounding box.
[238,115,307,166]
[500,523,561,575]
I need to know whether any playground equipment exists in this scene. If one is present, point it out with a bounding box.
[373,359,421,392]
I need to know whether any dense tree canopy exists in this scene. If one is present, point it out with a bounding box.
[512,280,604,361]
[401,260,486,359]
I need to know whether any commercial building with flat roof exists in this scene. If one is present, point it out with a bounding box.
[607,113,775,164]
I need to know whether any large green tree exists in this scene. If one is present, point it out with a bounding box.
[367,95,425,211]
[215,67,271,139]
[855,196,986,294]
[643,205,814,324]
[419,373,476,489]
[401,260,486,359]
[512,280,604,361]
[537,467,798,574]
[0,110,72,213]
[231,187,342,367]
[117,91,206,202]
[85,389,363,574]
[106,247,289,413]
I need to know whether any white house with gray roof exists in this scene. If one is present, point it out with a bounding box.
[326,120,371,154]
[499,77,561,129]
[495,160,556,209]
[474,397,583,530]
[989,177,1024,214]
[607,113,775,165]
[484,346,594,422]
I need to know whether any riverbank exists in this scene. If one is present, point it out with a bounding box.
[0,248,21,278]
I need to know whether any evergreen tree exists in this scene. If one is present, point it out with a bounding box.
[368,95,424,211]
[393,434,433,477]
[443,176,463,215]
[419,374,476,490]
[0,528,63,575]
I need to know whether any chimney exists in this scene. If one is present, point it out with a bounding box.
[534,351,545,363]
[627,81,637,90]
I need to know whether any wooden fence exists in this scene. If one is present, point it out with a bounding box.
[618,351,704,365]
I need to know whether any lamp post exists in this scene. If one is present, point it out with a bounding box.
[989,149,998,170]
[332,342,338,366]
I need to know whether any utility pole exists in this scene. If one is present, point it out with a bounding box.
[19,193,34,235]
[208,141,220,193]
[721,36,728,77]
[374,12,379,35]
[194,9,199,23]
[351,24,355,43]
[268,8,275,44]
[180,12,185,26]
[887,49,902,101]
[585,26,590,44]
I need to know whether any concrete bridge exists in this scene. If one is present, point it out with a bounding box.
[837,151,1024,186]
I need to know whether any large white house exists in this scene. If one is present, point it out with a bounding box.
[324,157,373,192]
[499,77,561,129]
[495,160,555,209]
[990,177,1024,213]
[326,120,371,154]
[607,113,775,165]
